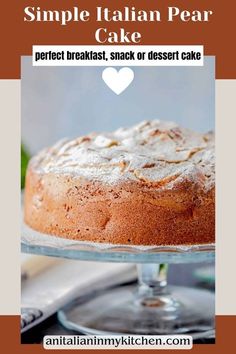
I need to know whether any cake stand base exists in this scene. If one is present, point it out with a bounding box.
[21,224,215,337]
[58,284,214,336]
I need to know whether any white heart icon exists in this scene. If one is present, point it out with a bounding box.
[102,67,134,95]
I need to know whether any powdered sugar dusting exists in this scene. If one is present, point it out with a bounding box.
[31,120,215,191]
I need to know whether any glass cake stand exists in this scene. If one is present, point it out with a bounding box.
[21,222,215,337]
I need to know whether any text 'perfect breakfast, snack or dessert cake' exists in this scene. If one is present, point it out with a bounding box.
[24,120,215,245]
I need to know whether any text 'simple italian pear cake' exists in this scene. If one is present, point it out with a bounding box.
[24,120,215,245]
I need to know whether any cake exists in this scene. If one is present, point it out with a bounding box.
[24,120,215,245]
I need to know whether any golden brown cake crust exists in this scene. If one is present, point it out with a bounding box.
[24,120,215,245]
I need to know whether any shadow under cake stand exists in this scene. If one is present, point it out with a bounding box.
[21,222,215,338]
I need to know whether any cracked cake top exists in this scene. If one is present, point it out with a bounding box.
[30,120,215,191]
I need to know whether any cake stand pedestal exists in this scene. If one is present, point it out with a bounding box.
[22,222,215,337]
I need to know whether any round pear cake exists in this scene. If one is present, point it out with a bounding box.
[24,120,215,245]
